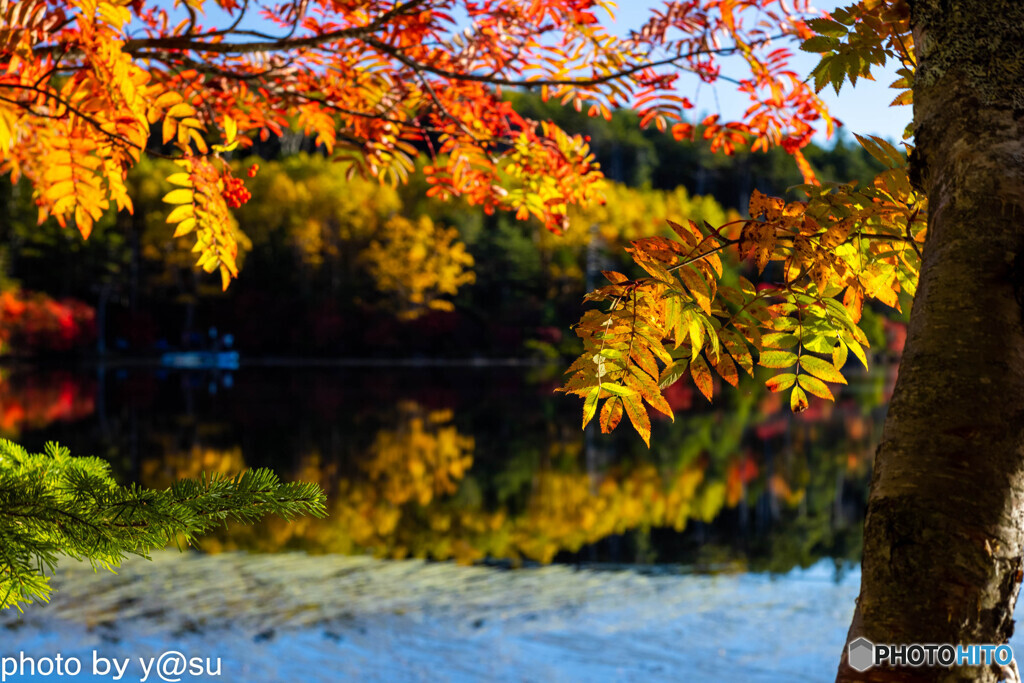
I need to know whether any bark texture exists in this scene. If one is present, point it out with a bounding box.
[835,1,1024,681]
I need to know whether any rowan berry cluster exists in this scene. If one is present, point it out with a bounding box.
[222,175,251,208]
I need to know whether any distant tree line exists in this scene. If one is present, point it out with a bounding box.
[0,94,887,358]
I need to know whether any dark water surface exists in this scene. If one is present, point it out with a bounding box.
[2,361,893,571]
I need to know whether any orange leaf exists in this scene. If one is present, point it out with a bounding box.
[622,394,651,447]
[711,352,739,387]
[600,396,624,433]
[690,353,713,402]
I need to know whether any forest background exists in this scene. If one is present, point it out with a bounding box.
[0,92,901,361]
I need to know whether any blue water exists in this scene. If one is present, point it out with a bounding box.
[0,558,901,682]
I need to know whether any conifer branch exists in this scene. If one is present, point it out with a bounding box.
[0,439,327,612]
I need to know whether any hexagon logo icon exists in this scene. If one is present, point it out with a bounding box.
[848,637,875,672]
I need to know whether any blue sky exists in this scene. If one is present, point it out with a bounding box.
[607,1,909,143]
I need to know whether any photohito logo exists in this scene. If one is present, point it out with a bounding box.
[847,637,1015,672]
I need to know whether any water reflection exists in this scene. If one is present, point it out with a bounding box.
[2,363,893,572]
[0,369,95,434]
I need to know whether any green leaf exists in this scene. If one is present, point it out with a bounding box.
[802,334,837,355]
[759,350,798,369]
[800,355,847,384]
[600,383,636,397]
[0,438,326,612]
[801,35,841,53]
[807,17,849,37]
[762,332,799,349]
[659,359,690,389]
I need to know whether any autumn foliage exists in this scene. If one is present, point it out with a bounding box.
[0,289,96,354]
[559,3,919,444]
[1,0,920,440]
[561,135,921,444]
[1,0,829,293]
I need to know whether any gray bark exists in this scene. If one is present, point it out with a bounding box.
[836,1,1024,681]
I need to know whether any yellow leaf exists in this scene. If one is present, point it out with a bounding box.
[759,350,797,369]
[582,385,599,429]
[833,342,849,370]
[44,166,74,183]
[799,355,847,384]
[678,266,712,315]
[166,102,195,119]
[163,188,193,204]
[711,352,739,387]
[224,115,237,142]
[76,214,94,240]
[790,385,809,412]
[44,180,76,199]
[749,188,784,220]
[166,173,192,186]
[766,373,797,392]
[162,117,176,144]
[166,204,194,223]
[153,91,183,109]
[172,218,196,237]
[190,129,209,154]
[798,374,834,400]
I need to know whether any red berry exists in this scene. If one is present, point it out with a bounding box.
[247,163,259,178]
[221,175,251,208]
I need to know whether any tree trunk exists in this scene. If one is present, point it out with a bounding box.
[835,2,1024,682]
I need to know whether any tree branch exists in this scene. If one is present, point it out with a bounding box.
[361,36,752,88]
[121,0,430,56]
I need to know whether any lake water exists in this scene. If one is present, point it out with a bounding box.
[0,362,905,680]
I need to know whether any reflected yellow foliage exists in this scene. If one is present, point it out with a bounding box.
[361,402,475,505]
[506,462,708,563]
[141,444,247,489]
[153,449,762,565]
[137,401,856,564]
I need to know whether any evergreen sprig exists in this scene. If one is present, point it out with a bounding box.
[0,439,327,611]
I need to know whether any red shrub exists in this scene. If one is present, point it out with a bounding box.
[0,290,96,354]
